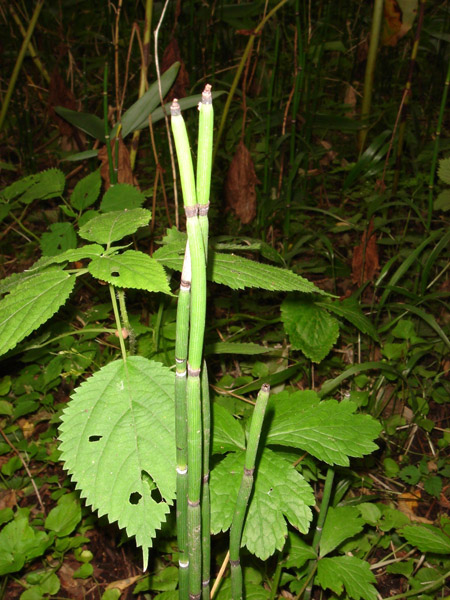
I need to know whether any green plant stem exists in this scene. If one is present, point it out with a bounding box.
[303,467,335,600]
[171,98,207,600]
[109,285,127,362]
[117,288,135,355]
[268,552,284,600]
[428,58,450,230]
[212,0,288,163]
[196,85,214,257]
[230,383,270,600]
[201,360,211,600]
[103,64,116,186]
[358,0,384,152]
[175,245,191,600]
[0,0,44,134]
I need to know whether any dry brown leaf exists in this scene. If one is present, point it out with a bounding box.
[352,218,379,285]
[397,491,433,524]
[18,418,34,439]
[48,67,78,136]
[344,83,358,118]
[225,140,260,225]
[0,489,17,510]
[58,563,90,600]
[106,575,141,591]
[98,136,139,189]
[161,38,189,100]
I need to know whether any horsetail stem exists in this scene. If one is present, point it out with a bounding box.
[201,360,211,599]
[175,245,191,600]
[230,383,270,600]
[171,87,212,600]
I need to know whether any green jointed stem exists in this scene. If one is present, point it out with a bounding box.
[175,245,191,600]
[108,285,127,363]
[196,85,214,257]
[230,383,270,600]
[201,361,211,599]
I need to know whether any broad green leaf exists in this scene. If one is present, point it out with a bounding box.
[284,530,317,568]
[437,156,450,185]
[215,581,270,600]
[88,251,171,294]
[70,171,102,210]
[58,356,176,568]
[434,189,450,212]
[78,208,151,245]
[133,565,178,593]
[40,222,77,256]
[212,403,246,454]
[266,391,382,466]
[154,244,325,294]
[54,107,105,141]
[319,506,364,556]
[116,63,180,137]
[281,296,340,362]
[44,492,82,537]
[0,511,53,575]
[210,448,314,560]
[0,245,103,296]
[316,556,377,600]
[317,297,379,342]
[400,524,450,554]
[205,342,271,356]
[0,169,65,204]
[0,270,76,357]
[100,184,146,212]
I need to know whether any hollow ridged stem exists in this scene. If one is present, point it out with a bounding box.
[201,360,211,600]
[230,384,271,600]
[175,245,191,600]
[196,85,214,258]
[171,98,208,600]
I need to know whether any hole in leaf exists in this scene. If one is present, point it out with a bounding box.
[141,470,165,504]
[111,270,120,277]
[129,491,142,505]
[88,435,102,442]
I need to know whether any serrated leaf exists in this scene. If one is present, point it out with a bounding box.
[70,171,102,210]
[40,222,77,256]
[320,506,364,556]
[154,244,325,294]
[78,208,151,245]
[434,189,450,212]
[266,391,382,466]
[284,530,317,568]
[0,169,65,204]
[0,246,103,296]
[316,556,377,600]
[437,156,450,185]
[401,524,450,554]
[58,356,176,566]
[210,448,314,560]
[88,251,171,294]
[0,270,75,357]
[317,297,379,342]
[281,296,340,362]
[212,403,245,454]
[100,184,146,212]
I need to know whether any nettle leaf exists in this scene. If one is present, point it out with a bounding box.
[212,403,246,454]
[210,447,314,560]
[154,243,324,294]
[319,506,364,556]
[281,296,340,362]
[100,184,146,213]
[78,208,151,245]
[58,356,176,568]
[70,171,102,210]
[316,556,377,600]
[88,251,171,295]
[0,269,76,357]
[266,390,382,466]
[0,245,103,296]
[40,222,77,256]
[400,524,450,554]
[437,156,450,185]
[0,168,65,204]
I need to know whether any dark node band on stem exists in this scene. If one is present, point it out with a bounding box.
[188,498,200,507]
[244,467,255,476]
[230,559,241,568]
[198,202,210,215]
[202,84,212,103]
[188,364,201,377]
[202,472,210,483]
[185,204,199,218]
